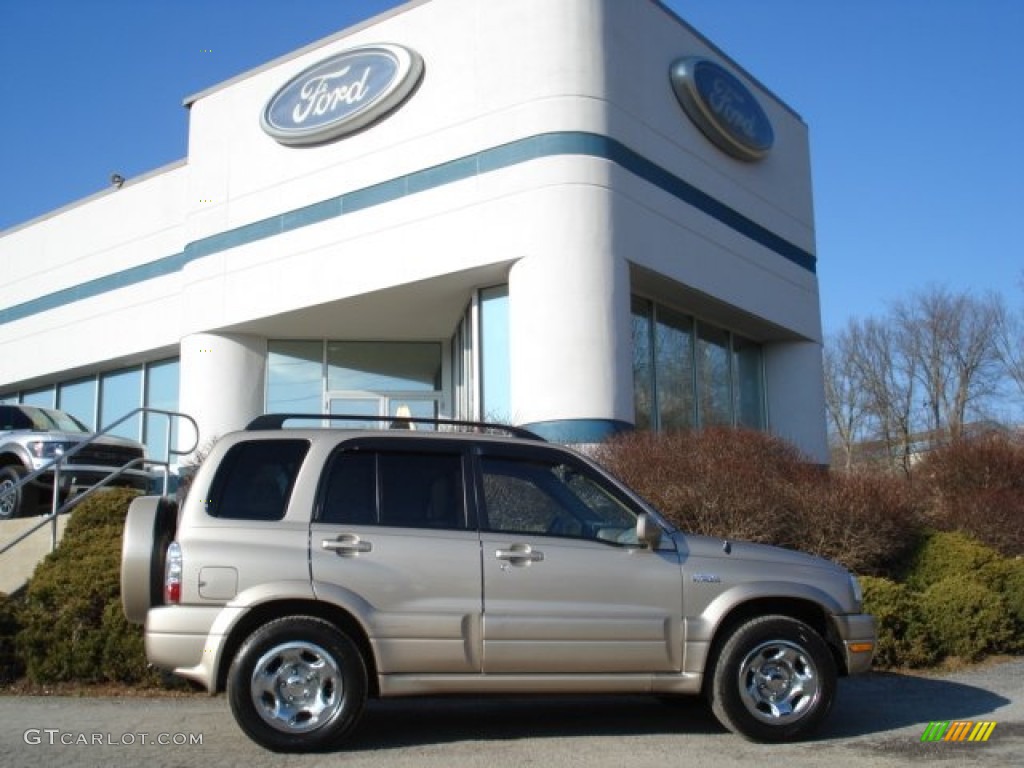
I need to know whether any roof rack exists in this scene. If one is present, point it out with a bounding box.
[245,413,544,441]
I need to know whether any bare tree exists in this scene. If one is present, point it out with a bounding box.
[823,330,867,471]
[846,317,918,474]
[994,280,1024,401]
[894,287,1004,442]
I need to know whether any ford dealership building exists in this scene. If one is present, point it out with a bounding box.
[0,0,828,463]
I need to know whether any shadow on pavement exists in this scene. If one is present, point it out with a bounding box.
[820,671,1011,739]
[347,670,1011,750]
[350,695,723,749]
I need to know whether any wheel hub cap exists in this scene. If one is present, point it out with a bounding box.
[250,641,344,734]
[738,640,820,723]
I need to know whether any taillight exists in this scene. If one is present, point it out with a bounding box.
[164,541,182,604]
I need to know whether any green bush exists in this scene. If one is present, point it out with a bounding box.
[904,530,1002,591]
[917,577,1016,661]
[15,487,165,686]
[0,592,24,683]
[860,576,936,668]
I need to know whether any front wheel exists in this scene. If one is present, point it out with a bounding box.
[0,465,36,520]
[710,615,836,742]
[227,616,367,752]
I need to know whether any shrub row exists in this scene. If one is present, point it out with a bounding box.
[1,488,167,686]
[864,532,1024,666]
[594,428,922,577]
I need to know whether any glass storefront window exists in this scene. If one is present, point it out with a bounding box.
[696,323,732,427]
[328,342,440,393]
[100,367,143,439]
[22,387,55,408]
[145,359,180,462]
[734,336,766,429]
[58,378,97,430]
[632,296,766,433]
[267,341,323,414]
[480,285,510,423]
[631,298,654,430]
[656,306,695,430]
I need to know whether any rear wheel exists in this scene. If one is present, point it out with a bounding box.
[0,465,36,520]
[227,616,367,752]
[710,615,836,742]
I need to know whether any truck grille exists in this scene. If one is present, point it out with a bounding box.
[68,444,144,467]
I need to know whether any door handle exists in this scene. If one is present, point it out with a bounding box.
[322,534,372,556]
[495,543,544,564]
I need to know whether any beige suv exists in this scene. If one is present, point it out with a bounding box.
[121,415,875,752]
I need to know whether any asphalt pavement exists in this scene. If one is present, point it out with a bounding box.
[1,658,1021,767]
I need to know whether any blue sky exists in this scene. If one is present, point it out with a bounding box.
[1,0,1021,336]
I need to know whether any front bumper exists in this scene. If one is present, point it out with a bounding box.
[833,613,876,675]
[28,465,151,494]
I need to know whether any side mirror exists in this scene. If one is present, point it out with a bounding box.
[636,513,662,550]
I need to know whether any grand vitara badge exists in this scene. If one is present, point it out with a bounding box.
[670,57,774,162]
[261,44,424,146]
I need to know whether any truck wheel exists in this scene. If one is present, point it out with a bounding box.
[0,465,36,520]
[710,615,836,742]
[227,616,367,752]
[120,496,178,623]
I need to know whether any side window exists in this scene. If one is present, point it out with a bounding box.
[206,440,309,521]
[0,406,31,430]
[480,456,639,543]
[320,449,465,530]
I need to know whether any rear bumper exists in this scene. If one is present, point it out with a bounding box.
[145,605,225,691]
[832,613,876,675]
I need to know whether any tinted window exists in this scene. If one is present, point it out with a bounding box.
[0,406,32,430]
[206,440,309,520]
[320,449,464,530]
[480,456,638,543]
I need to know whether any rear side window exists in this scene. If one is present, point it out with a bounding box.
[319,449,465,530]
[206,440,309,520]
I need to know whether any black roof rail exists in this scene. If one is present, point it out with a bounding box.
[245,413,545,441]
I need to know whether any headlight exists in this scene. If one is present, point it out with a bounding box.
[28,441,76,460]
[849,573,864,611]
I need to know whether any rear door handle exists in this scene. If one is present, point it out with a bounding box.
[495,543,544,564]
[322,534,372,556]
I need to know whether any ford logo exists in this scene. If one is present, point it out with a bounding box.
[670,57,774,162]
[261,44,424,146]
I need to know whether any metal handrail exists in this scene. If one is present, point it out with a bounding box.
[0,407,198,557]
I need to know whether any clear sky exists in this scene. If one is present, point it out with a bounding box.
[1,0,1022,336]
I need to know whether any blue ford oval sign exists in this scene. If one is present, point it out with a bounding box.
[670,57,773,162]
[261,44,424,146]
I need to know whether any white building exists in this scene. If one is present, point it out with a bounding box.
[0,0,827,463]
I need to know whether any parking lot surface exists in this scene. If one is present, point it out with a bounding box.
[2,658,1021,767]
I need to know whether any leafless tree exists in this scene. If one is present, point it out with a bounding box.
[894,287,1004,442]
[846,317,918,475]
[823,330,867,471]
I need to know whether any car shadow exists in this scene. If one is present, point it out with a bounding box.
[820,670,1011,739]
[349,694,724,750]
[345,670,1011,750]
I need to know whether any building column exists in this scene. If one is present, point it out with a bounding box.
[178,332,266,453]
[763,340,828,463]
[507,187,633,442]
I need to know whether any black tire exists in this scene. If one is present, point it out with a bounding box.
[0,465,37,520]
[709,615,836,742]
[227,616,367,753]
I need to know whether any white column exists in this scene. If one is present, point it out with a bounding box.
[507,185,633,441]
[178,333,266,453]
[763,341,828,463]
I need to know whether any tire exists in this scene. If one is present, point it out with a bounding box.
[0,465,37,520]
[709,615,836,742]
[227,616,367,753]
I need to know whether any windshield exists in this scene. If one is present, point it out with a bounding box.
[25,407,90,434]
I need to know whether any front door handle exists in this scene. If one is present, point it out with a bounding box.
[495,543,544,565]
[322,534,372,556]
